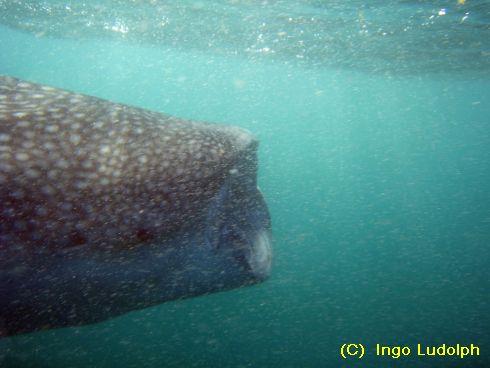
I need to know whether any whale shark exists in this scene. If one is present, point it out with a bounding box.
[0,75,272,337]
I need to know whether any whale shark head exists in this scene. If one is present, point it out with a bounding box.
[130,131,272,302]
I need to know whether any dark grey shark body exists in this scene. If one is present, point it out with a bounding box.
[0,76,272,337]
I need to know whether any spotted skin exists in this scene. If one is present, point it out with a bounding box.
[0,76,252,251]
[0,76,272,336]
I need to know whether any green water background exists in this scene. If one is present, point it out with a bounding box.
[0,5,489,367]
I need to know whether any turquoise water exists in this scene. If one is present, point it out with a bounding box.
[1,1,489,367]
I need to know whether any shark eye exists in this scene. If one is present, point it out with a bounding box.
[69,231,87,246]
[136,228,153,242]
